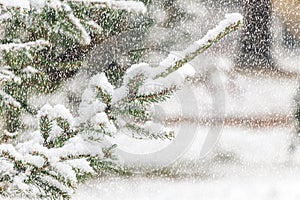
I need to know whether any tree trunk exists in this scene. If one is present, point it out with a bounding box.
[236,0,274,70]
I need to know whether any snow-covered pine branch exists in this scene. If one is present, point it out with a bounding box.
[0,39,50,132]
[154,13,243,79]
[0,102,120,199]
[68,0,147,13]
[0,0,146,47]
[116,13,242,97]
[0,0,148,134]
[0,10,242,199]
[67,13,243,141]
[112,14,243,138]
[0,0,30,9]
[0,40,49,52]
[0,0,146,13]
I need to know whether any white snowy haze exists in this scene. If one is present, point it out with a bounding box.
[0,0,300,199]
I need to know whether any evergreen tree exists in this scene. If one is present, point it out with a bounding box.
[0,0,149,133]
[0,0,242,198]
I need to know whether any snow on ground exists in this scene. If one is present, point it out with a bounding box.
[74,127,300,200]
[74,173,300,200]
[276,48,300,73]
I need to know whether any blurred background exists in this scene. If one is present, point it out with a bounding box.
[75,0,300,199]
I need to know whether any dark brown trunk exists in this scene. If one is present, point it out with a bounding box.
[236,0,274,69]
